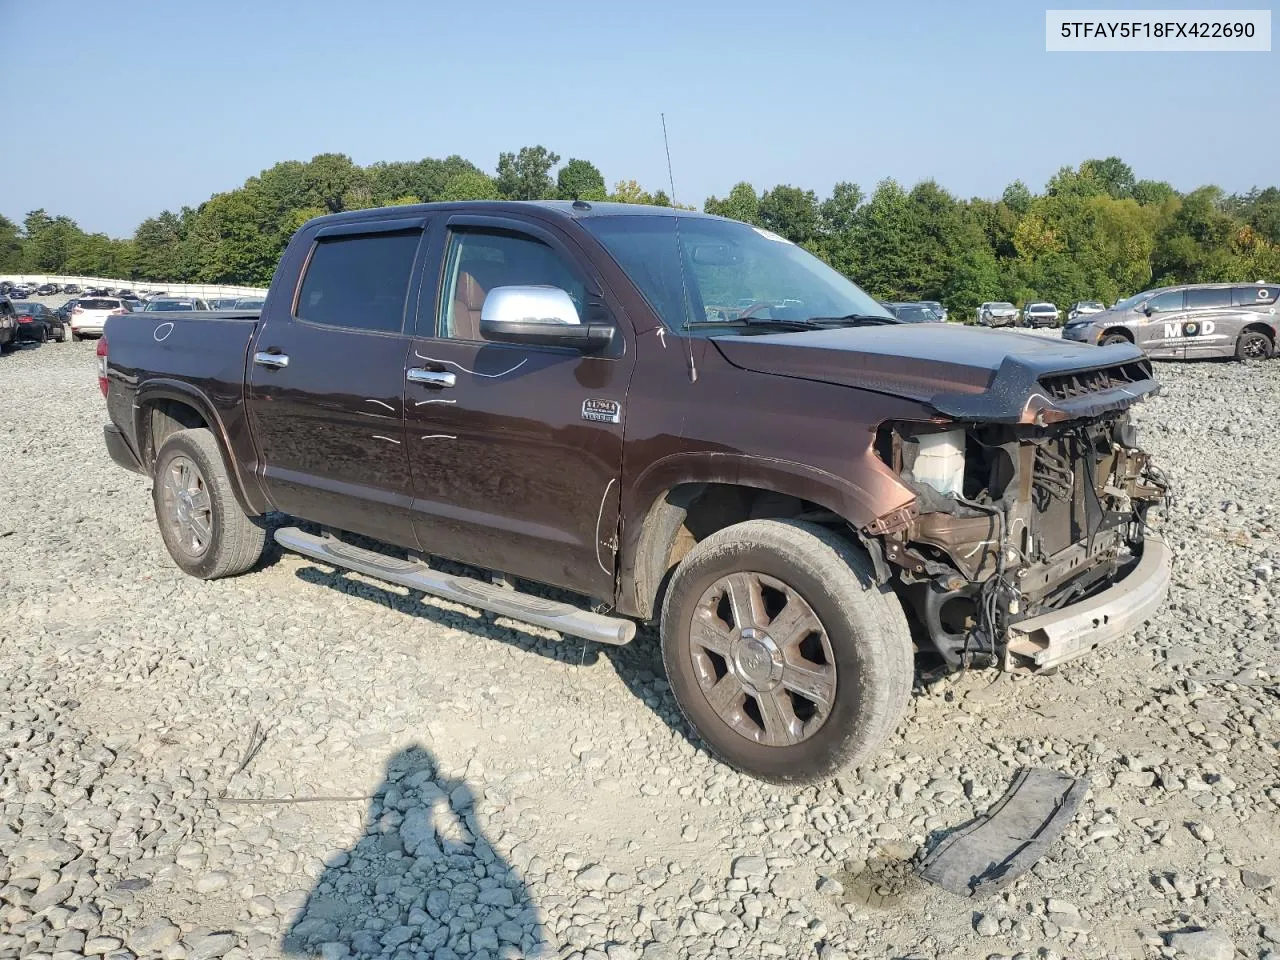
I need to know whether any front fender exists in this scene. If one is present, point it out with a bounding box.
[617,450,917,618]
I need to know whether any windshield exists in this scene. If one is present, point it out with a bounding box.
[1028,304,1053,312]
[1079,301,1104,310]
[1113,291,1154,312]
[991,302,1015,310]
[581,215,894,335]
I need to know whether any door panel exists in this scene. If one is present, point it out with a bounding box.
[245,223,428,548]
[248,322,417,546]
[404,339,627,598]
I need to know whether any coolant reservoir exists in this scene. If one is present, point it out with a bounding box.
[913,430,966,497]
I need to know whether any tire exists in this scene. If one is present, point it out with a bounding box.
[38,326,48,343]
[1100,333,1130,347]
[55,327,66,343]
[1236,330,1272,361]
[659,519,913,784]
[71,332,82,342]
[152,427,265,580]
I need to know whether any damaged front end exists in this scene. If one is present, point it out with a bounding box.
[867,363,1171,673]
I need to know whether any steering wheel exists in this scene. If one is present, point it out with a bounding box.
[734,301,774,321]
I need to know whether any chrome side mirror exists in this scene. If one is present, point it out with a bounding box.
[479,285,614,354]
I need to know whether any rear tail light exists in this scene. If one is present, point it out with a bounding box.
[97,337,109,397]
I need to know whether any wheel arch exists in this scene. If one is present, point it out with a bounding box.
[1241,320,1276,345]
[134,380,261,517]
[1100,326,1134,343]
[619,456,900,619]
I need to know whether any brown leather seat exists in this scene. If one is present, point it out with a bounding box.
[449,270,488,341]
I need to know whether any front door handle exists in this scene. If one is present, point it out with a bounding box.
[253,351,289,369]
[406,368,456,388]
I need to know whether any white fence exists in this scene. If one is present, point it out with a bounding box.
[1,275,268,300]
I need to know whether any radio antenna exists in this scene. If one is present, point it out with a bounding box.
[661,113,677,205]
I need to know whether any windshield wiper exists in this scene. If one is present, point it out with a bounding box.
[801,313,900,326]
[685,317,822,331]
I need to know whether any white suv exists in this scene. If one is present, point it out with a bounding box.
[71,297,129,341]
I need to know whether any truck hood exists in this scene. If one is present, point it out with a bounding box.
[711,324,1160,424]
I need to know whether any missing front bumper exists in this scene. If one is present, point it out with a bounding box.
[1002,537,1171,672]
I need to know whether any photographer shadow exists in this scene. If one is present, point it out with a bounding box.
[282,744,548,960]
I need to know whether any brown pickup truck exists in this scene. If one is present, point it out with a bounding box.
[99,201,1171,783]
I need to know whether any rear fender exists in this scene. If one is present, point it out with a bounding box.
[134,380,266,516]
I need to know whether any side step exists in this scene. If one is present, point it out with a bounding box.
[274,526,636,646]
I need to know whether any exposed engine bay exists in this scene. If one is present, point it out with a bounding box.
[869,410,1170,672]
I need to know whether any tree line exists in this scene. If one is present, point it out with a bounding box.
[2,150,1278,314]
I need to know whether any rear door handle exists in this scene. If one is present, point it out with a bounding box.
[406,368,456,388]
[254,351,289,369]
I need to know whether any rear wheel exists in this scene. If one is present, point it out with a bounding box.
[660,519,913,783]
[152,428,266,579]
[1236,330,1273,361]
[71,332,82,342]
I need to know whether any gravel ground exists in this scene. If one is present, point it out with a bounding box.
[1,314,1278,960]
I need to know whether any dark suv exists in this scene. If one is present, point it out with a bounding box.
[1063,282,1277,360]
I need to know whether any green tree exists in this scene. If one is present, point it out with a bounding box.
[439,171,500,201]
[556,159,607,201]
[1081,157,1136,199]
[1132,179,1177,206]
[0,214,23,271]
[1001,180,1033,215]
[495,146,560,200]
[758,185,819,244]
[704,182,760,224]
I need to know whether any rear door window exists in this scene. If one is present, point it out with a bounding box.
[296,230,422,334]
[1232,285,1279,306]
[1184,287,1231,310]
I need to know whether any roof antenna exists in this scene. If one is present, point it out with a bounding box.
[661,113,677,206]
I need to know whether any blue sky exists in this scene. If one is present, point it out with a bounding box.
[1,0,1276,236]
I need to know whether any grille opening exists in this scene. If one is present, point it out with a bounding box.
[1038,360,1152,401]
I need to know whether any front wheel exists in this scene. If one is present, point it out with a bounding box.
[1236,331,1273,360]
[660,519,913,783]
[152,428,266,579]
[1100,333,1130,347]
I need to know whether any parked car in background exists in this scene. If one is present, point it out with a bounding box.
[143,297,210,311]
[0,296,17,352]
[233,297,266,310]
[977,302,1018,327]
[209,297,240,309]
[0,281,11,295]
[9,285,31,300]
[1063,281,1278,360]
[921,301,948,323]
[14,302,66,342]
[63,283,82,295]
[55,299,78,323]
[36,283,57,296]
[883,302,943,323]
[1021,302,1061,328]
[1067,301,1105,322]
[70,297,128,340]
[120,294,144,310]
[99,200,1171,783]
